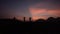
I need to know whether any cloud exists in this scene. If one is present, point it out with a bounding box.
[29,2,60,10]
[29,2,60,20]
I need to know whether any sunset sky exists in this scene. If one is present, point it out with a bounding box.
[0,0,60,20]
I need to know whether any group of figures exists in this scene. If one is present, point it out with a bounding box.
[0,17,60,24]
[0,17,60,34]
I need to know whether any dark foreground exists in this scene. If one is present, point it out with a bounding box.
[0,17,60,34]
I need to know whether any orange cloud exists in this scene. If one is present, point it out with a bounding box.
[29,7,47,16]
[48,10,60,17]
[29,7,60,20]
[28,2,60,20]
[32,16,48,20]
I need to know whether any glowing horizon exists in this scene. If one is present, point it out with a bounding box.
[0,0,60,21]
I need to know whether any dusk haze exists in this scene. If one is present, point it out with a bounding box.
[0,0,60,20]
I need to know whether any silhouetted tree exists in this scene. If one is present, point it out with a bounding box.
[56,17,60,23]
[47,17,56,23]
[56,17,60,20]
[35,19,45,24]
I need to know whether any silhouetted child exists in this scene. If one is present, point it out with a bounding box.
[23,17,26,22]
[29,17,32,22]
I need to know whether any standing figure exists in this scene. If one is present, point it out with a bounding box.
[13,17,16,20]
[24,17,26,22]
[29,17,32,21]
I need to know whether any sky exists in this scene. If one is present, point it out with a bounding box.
[0,0,60,20]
